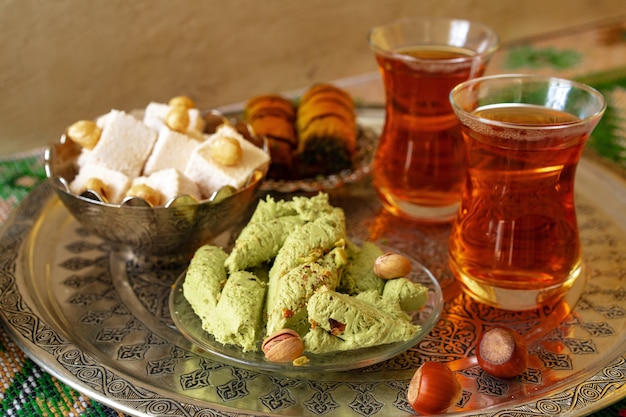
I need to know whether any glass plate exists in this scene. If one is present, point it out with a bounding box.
[169,245,443,373]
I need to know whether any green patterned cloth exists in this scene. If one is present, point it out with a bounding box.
[579,70,626,170]
[2,20,626,417]
[0,152,124,416]
[490,20,626,173]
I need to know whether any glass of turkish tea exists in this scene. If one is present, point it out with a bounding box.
[368,17,499,222]
[448,74,606,311]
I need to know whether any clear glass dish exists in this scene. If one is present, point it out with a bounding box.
[169,244,443,373]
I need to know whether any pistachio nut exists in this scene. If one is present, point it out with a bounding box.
[262,329,305,363]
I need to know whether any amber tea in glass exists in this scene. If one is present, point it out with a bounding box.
[368,17,499,222]
[449,75,606,311]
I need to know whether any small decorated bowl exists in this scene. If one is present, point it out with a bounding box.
[44,108,268,261]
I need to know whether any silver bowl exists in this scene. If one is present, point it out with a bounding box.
[44,116,267,260]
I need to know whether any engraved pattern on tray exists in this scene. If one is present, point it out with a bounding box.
[0,158,625,416]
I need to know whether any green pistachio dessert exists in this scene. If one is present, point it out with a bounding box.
[183,192,429,355]
[265,245,346,336]
[183,245,228,319]
[339,241,385,295]
[304,286,421,353]
[208,271,266,352]
[224,192,336,273]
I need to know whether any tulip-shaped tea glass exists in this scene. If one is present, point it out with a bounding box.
[368,17,499,222]
[449,74,606,311]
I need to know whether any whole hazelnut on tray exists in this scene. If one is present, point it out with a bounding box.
[476,326,528,379]
[262,329,305,363]
[407,361,462,415]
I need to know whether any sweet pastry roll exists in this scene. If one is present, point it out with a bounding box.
[299,83,353,109]
[296,100,356,138]
[248,115,298,147]
[244,94,299,179]
[298,89,355,119]
[245,94,297,122]
[243,84,359,179]
[295,84,357,176]
[294,117,357,177]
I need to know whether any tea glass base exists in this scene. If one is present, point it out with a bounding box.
[377,194,459,223]
[451,261,585,311]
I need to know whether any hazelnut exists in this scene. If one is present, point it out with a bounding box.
[82,177,107,200]
[66,120,102,150]
[476,326,528,379]
[210,135,243,166]
[407,361,462,415]
[165,107,190,132]
[126,183,162,207]
[168,95,195,109]
[373,252,412,279]
[262,329,305,363]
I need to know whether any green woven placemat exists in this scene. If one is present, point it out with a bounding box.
[0,152,125,416]
[0,327,124,417]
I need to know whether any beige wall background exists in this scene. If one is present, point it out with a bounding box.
[2,0,626,155]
